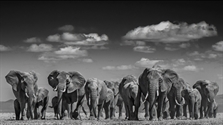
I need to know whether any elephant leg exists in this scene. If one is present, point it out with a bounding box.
[118,102,123,119]
[199,105,203,119]
[124,103,129,120]
[103,102,110,119]
[168,96,175,119]
[41,97,48,119]
[176,105,183,119]
[157,95,165,121]
[183,104,187,118]
[97,99,105,120]
[19,100,26,120]
[14,99,20,120]
[208,103,214,118]
[194,103,199,120]
[144,101,149,120]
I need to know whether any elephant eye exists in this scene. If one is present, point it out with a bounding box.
[159,78,163,83]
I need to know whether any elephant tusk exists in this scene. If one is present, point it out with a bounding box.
[175,97,185,106]
[25,93,29,98]
[207,98,210,102]
[142,93,149,103]
[53,85,58,91]
[157,90,159,97]
[62,87,66,92]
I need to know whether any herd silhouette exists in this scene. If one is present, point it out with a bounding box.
[5,65,219,121]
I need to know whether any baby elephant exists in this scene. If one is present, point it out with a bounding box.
[188,88,201,120]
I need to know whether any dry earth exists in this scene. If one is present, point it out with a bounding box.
[0,113,223,125]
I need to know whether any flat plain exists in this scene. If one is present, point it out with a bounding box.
[1,112,223,125]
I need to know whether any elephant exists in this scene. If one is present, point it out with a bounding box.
[85,78,114,120]
[193,80,219,119]
[34,87,49,119]
[47,70,86,120]
[119,75,140,120]
[138,67,183,121]
[104,80,124,119]
[5,70,38,120]
[183,87,201,120]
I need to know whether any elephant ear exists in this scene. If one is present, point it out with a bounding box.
[67,71,86,93]
[162,69,179,91]
[36,87,49,102]
[48,70,60,89]
[5,70,26,91]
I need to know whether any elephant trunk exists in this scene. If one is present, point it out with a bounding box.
[190,97,195,119]
[57,90,63,119]
[90,91,98,118]
[175,89,185,106]
[148,83,157,118]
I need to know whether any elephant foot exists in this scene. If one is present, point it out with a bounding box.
[150,117,158,121]
[145,116,150,121]
[158,117,163,121]
[165,116,171,120]
[89,116,96,120]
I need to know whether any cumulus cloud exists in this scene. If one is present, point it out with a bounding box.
[58,25,74,32]
[46,33,109,48]
[187,50,222,61]
[46,34,61,42]
[102,65,136,70]
[64,33,108,46]
[212,41,223,52]
[183,65,200,72]
[123,21,217,43]
[179,43,191,48]
[38,46,87,63]
[78,58,93,63]
[133,46,156,53]
[27,44,53,52]
[24,37,41,43]
[135,58,163,68]
[0,45,11,51]
[120,40,146,46]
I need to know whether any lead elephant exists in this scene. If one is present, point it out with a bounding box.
[139,67,182,121]
[47,70,86,120]
[34,87,49,119]
[119,75,140,120]
[193,80,219,119]
[6,70,38,120]
[104,80,124,119]
[85,78,114,120]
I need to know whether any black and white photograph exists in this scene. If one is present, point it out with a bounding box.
[0,1,223,124]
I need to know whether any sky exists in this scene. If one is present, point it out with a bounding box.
[0,1,222,101]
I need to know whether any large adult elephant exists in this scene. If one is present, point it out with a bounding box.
[119,75,140,120]
[5,70,38,120]
[85,78,114,120]
[34,87,49,119]
[193,80,219,118]
[47,70,86,120]
[104,80,124,119]
[139,67,182,121]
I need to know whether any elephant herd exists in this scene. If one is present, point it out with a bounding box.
[5,66,219,121]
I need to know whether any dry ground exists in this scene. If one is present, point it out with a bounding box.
[1,112,223,125]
